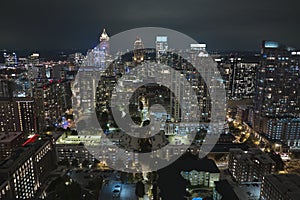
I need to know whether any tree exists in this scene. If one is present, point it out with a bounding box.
[121,172,128,184]
[146,172,158,184]
[135,181,145,198]
[82,159,90,168]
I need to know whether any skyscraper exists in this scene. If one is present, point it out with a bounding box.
[0,97,37,134]
[253,41,300,148]
[85,28,110,70]
[99,28,110,69]
[34,81,69,131]
[156,36,168,58]
[0,135,56,199]
[3,52,17,67]
[133,37,145,63]
[216,56,257,100]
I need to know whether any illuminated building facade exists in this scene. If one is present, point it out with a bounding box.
[253,41,300,148]
[181,168,220,188]
[228,148,275,183]
[34,81,69,131]
[156,36,168,58]
[216,56,257,100]
[3,52,17,67]
[261,174,300,200]
[0,97,36,134]
[0,136,56,199]
[133,37,145,63]
[85,28,110,70]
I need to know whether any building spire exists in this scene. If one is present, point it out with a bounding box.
[100,28,109,42]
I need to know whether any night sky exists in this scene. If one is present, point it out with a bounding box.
[0,0,299,51]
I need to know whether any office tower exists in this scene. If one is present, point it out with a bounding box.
[98,28,110,69]
[27,53,40,65]
[68,52,85,66]
[253,41,300,148]
[34,81,69,131]
[3,52,17,67]
[0,132,26,159]
[0,97,37,134]
[190,43,206,51]
[216,56,257,100]
[0,135,56,199]
[156,36,168,58]
[133,37,145,63]
[230,60,257,99]
[228,148,275,183]
[190,43,208,57]
[260,174,300,200]
[85,28,110,70]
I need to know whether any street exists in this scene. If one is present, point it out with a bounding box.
[99,181,137,200]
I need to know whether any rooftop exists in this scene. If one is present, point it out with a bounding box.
[230,148,275,165]
[264,174,300,200]
[0,135,52,170]
[0,132,24,143]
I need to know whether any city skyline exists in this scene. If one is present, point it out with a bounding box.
[1,1,300,199]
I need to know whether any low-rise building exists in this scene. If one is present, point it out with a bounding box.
[261,174,300,200]
[228,148,275,183]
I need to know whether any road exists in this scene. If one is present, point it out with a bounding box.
[99,180,137,200]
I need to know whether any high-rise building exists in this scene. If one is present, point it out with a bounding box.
[253,41,300,148]
[156,36,168,58]
[34,81,69,131]
[85,28,110,70]
[3,52,17,67]
[0,132,26,159]
[260,174,300,200]
[133,37,145,63]
[0,135,56,199]
[228,148,275,183]
[0,97,37,134]
[216,56,257,100]
[230,61,257,99]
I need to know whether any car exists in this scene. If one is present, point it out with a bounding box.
[112,189,120,198]
[114,184,122,190]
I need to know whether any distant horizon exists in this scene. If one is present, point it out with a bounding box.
[0,47,261,62]
[0,39,298,54]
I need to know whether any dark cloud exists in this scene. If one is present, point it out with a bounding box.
[0,0,299,51]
